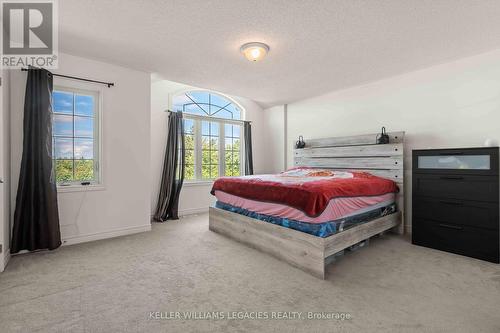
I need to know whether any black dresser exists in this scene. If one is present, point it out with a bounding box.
[412,147,499,263]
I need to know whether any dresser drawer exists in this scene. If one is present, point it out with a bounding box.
[413,147,499,176]
[413,197,499,230]
[412,219,499,263]
[413,174,499,202]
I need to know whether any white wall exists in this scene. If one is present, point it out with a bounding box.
[10,53,151,245]
[267,49,500,232]
[261,105,286,173]
[151,79,269,216]
[1,69,11,271]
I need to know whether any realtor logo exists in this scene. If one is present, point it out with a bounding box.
[1,0,58,68]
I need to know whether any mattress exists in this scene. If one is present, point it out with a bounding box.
[211,168,398,217]
[211,168,399,237]
[214,190,396,223]
[215,200,397,238]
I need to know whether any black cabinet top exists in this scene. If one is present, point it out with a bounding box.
[413,147,499,153]
[412,147,499,176]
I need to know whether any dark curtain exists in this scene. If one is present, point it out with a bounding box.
[244,121,254,175]
[154,111,185,221]
[11,68,61,253]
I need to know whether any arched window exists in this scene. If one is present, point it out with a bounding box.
[172,91,244,181]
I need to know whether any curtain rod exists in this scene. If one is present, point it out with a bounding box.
[166,110,251,124]
[21,68,114,88]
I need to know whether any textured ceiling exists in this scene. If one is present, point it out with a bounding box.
[59,0,500,107]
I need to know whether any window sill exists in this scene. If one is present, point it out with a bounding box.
[57,184,106,193]
[183,180,214,187]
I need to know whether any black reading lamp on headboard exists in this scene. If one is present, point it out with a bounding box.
[295,136,306,149]
[376,127,390,144]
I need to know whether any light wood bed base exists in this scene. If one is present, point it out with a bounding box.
[209,131,405,279]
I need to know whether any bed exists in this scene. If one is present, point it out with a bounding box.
[209,131,405,279]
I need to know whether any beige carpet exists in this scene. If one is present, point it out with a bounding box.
[1,213,499,333]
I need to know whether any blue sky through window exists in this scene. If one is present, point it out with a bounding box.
[75,95,94,116]
[53,91,73,114]
[53,90,95,160]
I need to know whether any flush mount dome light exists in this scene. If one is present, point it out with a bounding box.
[240,42,270,62]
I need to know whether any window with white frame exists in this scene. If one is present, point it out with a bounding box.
[172,91,244,181]
[52,87,101,185]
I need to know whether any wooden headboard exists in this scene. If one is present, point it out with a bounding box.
[293,131,405,234]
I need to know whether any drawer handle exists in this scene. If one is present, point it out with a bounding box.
[438,223,463,231]
[439,200,464,206]
[440,176,464,180]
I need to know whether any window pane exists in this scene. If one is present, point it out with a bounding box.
[233,151,240,164]
[216,109,233,119]
[74,138,93,159]
[210,122,219,136]
[201,121,209,136]
[225,151,233,165]
[53,115,73,136]
[225,124,241,138]
[201,121,219,136]
[55,159,73,182]
[224,152,240,170]
[201,162,219,179]
[233,125,241,137]
[209,104,220,116]
[224,124,233,137]
[209,137,218,150]
[75,94,94,116]
[202,136,214,149]
[232,164,241,176]
[74,116,93,138]
[174,91,241,120]
[210,104,232,117]
[233,109,241,120]
[232,138,240,151]
[183,119,194,134]
[210,94,230,109]
[184,134,195,150]
[211,150,219,164]
[226,104,241,120]
[187,91,209,104]
[225,165,233,176]
[225,137,240,150]
[185,149,194,165]
[202,150,218,164]
[75,159,94,181]
[184,164,195,180]
[184,103,208,116]
[202,150,210,164]
[210,164,219,178]
[201,164,211,179]
[53,91,73,114]
[54,138,73,159]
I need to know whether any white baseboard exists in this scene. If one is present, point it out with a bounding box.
[149,207,209,222]
[1,249,10,272]
[62,224,152,246]
[179,207,209,216]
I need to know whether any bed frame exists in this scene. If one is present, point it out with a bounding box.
[209,131,405,279]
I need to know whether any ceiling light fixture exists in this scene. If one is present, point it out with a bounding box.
[240,42,270,62]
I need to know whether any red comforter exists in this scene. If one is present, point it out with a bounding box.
[211,168,398,217]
